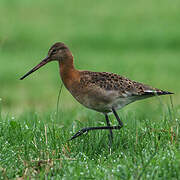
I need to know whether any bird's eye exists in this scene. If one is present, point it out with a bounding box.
[51,49,57,54]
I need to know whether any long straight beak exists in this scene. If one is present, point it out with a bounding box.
[20,56,50,80]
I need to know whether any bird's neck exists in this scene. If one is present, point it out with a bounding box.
[58,56,80,89]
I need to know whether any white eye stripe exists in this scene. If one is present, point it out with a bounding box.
[50,48,65,55]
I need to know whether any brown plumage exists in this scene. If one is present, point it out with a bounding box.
[20,42,173,143]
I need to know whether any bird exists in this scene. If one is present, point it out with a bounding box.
[20,42,173,143]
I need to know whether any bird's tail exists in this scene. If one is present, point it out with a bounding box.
[144,90,174,96]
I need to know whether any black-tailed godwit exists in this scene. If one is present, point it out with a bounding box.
[20,42,173,142]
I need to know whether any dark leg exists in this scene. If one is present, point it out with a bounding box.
[70,108,123,141]
[70,125,120,140]
[112,107,123,127]
[105,114,113,145]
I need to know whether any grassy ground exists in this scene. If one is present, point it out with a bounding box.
[0,0,180,179]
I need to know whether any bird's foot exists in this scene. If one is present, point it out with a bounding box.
[69,128,89,140]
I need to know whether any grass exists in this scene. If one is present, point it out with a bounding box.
[0,0,180,179]
[0,99,179,179]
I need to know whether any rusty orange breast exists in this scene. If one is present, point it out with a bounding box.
[58,60,80,92]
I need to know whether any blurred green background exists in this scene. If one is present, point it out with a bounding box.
[0,0,179,115]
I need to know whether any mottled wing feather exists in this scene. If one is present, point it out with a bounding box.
[80,71,172,97]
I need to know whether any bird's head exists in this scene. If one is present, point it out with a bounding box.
[20,42,71,80]
[47,42,70,61]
